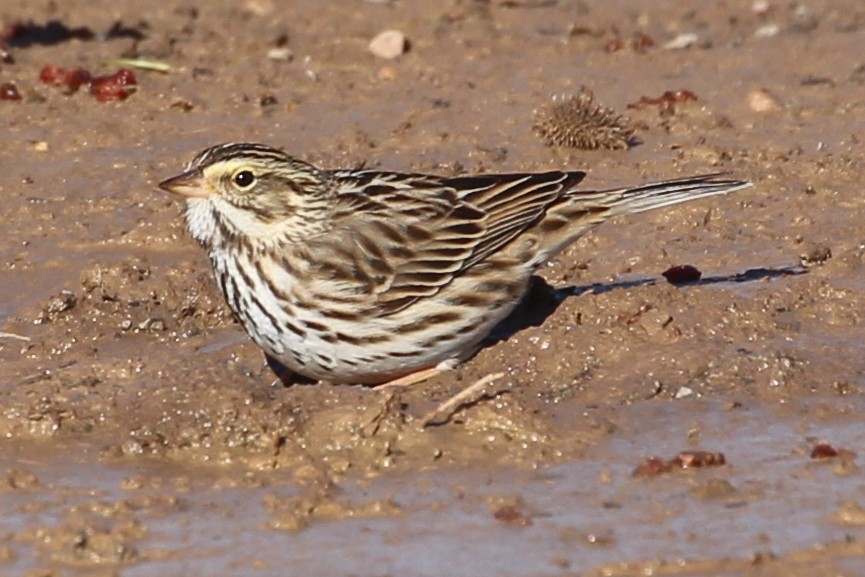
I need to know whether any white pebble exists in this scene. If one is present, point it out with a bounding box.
[746,88,780,112]
[675,386,694,399]
[267,47,293,61]
[663,32,698,50]
[752,0,771,14]
[754,24,780,38]
[369,29,408,59]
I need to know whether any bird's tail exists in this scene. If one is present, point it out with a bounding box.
[604,173,751,217]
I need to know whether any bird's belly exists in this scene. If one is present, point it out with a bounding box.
[258,320,479,384]
[213,251,528,384]
[246,306,505,385]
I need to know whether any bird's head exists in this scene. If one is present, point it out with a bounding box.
[159,143,332,248]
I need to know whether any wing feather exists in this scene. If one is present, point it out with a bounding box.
[321,169,586,314]
[445,171,586,266]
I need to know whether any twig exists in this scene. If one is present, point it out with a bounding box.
[0,332,29,341]
[107,59,172,73]
[420,372,507,428]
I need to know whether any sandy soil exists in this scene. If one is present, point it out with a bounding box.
[2,0,865,575]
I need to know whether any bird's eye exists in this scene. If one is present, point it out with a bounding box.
[232,170,255,189]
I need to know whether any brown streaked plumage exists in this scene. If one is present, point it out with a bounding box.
[159,142,751,385]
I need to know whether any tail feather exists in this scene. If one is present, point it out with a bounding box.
[604,173,751,217]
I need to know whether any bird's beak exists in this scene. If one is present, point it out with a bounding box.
[158,168,210,198]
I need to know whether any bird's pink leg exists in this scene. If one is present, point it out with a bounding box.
[374,360,458,389]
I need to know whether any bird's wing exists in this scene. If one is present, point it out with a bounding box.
[442,171,586,267]
[323,169,585,314]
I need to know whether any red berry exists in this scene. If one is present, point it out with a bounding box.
[39,65,64,85]
[40,65,136,101]
[90,80,129,102]
[112,68,137,86]
[63,68,91,91]
[0,82,21,100]
[39,65,91,92]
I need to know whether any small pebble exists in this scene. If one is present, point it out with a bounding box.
[791,5,819,33]
[243,0,275,15]
[267,47,293,61]
[746,88,780,112]
[799,243,831,267]
[752,0,771,14]
[675,386,694,399]
[674,450,726,468]
[833,502,865,525]
[377,66,397,81]
[754,24,780,38]
[663,32,698,50]
[369,30,408,59]
[138,317,166,332]
[633,457,673,477]
[811,442,838,459]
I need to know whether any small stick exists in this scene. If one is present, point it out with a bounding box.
[0,332,29,341]
[420,372,507,428]
[107,59,172,73]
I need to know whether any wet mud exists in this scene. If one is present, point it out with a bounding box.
[2,0,865,575]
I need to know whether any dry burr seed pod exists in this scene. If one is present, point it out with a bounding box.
[532,88,634,150]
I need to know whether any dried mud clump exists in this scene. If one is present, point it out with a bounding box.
[532,88,634,150]
[662,264,703,285]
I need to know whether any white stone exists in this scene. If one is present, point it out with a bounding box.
[675,386,694,399]
[663,32,698,50]
[369,30,407,59]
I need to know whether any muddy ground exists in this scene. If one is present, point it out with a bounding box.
[2,0,865,575]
